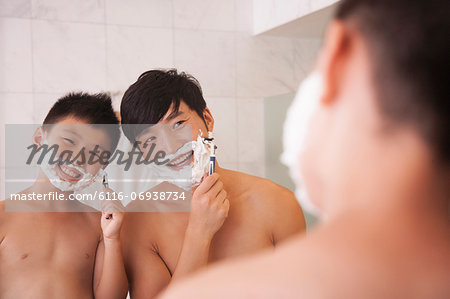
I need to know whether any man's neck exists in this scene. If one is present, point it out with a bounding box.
[327,183,449,235]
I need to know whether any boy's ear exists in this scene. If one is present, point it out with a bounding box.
[203,107,214,132]
[32,126,45,147]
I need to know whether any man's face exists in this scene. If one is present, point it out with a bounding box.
[135,101,213,171]
[36,116,112,183]
[297,21,395,216]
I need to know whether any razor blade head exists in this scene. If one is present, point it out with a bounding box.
[102,173,109,188]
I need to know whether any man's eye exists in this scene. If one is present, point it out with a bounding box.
[173,121,185,129]
[63,138,75,145]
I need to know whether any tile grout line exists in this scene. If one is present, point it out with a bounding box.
[171,0,175,68]
[29,2,36,123]
[234,0,240,171]
[103,0,108,94]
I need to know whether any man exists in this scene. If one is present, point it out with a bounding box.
[161,0,450,298]
[119,69,306,297]
[0,93,128,298]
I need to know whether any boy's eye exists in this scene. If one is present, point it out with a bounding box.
[63,137,75,145]
[146,136,156,142]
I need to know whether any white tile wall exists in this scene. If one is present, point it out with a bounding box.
[0,93,34,168]
[32,92,63,123]
[293,38,322,84]
[236,32,296,97]
[206,97,238,165]
[253,0,338,35]
[105,0,173,27]
[31,0,105,23]
[32,20,107,93]
[173,0,235,31]
[106,25,174,92]
[0,93,34,125]
[174,29,235,97]
[0,0,31,18]
[237,98,264,165]
[0,18,33,92]
[0,0,321,178]
[236,0,253,32]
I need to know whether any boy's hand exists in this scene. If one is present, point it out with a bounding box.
[187,173,230,239]
[100,188,125,240]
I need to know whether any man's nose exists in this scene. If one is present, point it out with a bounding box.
[160,133,179,155]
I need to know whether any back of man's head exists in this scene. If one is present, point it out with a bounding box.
[335,0,449,165]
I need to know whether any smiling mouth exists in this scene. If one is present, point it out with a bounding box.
[57,163,82,181]
[166,151,193,169]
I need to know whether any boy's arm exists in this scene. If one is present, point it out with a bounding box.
[93,235,128,299]
[93,208,128,299]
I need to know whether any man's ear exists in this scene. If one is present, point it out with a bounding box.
[32,126,45,147]
[203,107,214,132]
[316,20,351,105]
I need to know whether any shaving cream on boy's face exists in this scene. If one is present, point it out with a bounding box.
[39,135,104,193]
[281,72,324,217]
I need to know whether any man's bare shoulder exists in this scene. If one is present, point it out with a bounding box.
[224,169,300,213]
[223,169,306,240]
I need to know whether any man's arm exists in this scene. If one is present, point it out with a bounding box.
[123,238,173,298]
[171,173,229,280]
[123,173,229,297]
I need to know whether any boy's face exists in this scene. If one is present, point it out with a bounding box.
[135,101,213,170]
[34,116,112,183]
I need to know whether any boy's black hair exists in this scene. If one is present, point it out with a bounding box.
[43,92,121,152]
[335,0,450,164]
[120,69,207,142]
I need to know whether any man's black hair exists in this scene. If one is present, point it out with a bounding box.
[335,0,450,164]
[120,69,207,142]
[43,92,121,152]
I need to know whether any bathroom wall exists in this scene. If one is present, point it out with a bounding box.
[264,92,318,229]
[253,0,338,35]
[0,0,322,198]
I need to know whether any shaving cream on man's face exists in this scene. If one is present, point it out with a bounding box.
[281,72,324,217]
[137,131,212,192]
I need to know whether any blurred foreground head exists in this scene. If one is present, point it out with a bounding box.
[287,0,450,218]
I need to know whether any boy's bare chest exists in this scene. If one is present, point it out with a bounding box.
[0,213,100,272]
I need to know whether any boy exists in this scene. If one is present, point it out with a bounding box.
[0,93,128,298]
